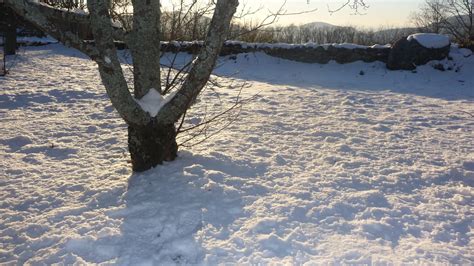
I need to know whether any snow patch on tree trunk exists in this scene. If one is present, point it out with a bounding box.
[134,89,176,117]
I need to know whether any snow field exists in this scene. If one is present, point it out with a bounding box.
[0,44,473,264]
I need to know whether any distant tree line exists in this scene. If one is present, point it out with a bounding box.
[28,0,474,48]
[30,0,415,45]
[229,24,418,45]
[160,15,419,46]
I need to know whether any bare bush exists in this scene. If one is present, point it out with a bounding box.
[411,0,473,46]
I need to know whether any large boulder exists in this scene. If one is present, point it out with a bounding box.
[387,33,450,70]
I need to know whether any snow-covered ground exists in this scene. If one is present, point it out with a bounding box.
[1,44,473,264]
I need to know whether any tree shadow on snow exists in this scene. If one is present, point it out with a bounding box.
[0,89,105,110]
[64,151,268,264]
[215,53,474,101]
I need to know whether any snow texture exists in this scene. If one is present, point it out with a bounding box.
[0,44,473,264]
[0,36,57,46]
[407,33,450,49]
[134,89,175,117]
[459,48,473,57]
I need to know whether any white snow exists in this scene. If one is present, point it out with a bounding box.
[330,43,371,49]
[407,33,450,49]
[103,56,112,64]
[110,19,123,28]
[134,89,175,117]
[0,36,57,46]
[370,44,392,49]
[459,48,473,57]
[1,43,473,264]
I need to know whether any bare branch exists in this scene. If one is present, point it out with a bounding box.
[327,0,369,14]
[156,0,239,124]
[230,0,318,40]
[177,83,259,147]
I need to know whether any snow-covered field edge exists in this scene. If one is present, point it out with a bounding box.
[0,43,473,264]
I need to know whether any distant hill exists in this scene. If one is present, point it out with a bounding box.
[301,21,338,28]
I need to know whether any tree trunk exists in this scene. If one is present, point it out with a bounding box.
[128,122,178,172]
[4,7,17,55]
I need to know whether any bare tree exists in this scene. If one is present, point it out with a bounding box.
[4,0,369,172]
[442,0,473,44]
[411,0,473,45]
[410,0,445,33]
[6,0,239,171]
[160,0,215,41]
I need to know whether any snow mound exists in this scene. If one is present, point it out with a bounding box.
[134,89,174,117]
[407,33,450,49]
[459,48,473,57]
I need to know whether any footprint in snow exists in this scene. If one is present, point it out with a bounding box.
[0,135,33,151]
[462,161,474,171]
[371,124,392,132]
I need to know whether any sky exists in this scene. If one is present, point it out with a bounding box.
[239,0,426,28]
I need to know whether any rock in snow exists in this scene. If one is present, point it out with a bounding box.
[387,35,451,70]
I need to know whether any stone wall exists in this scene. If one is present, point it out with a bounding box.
[262,45,390,64]
[159,37,453,70]
[17,37,450,70]
[160,41,392,64]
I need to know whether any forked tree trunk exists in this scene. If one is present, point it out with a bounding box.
[128,122,178,172]
[7,0,239,172]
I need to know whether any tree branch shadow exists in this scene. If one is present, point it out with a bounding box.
[64,151,268,264]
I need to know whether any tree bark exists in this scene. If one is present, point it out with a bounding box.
[129,0,162,97]
[87,0,151,126]
[128,122,178,172]
[4,7,17,55]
